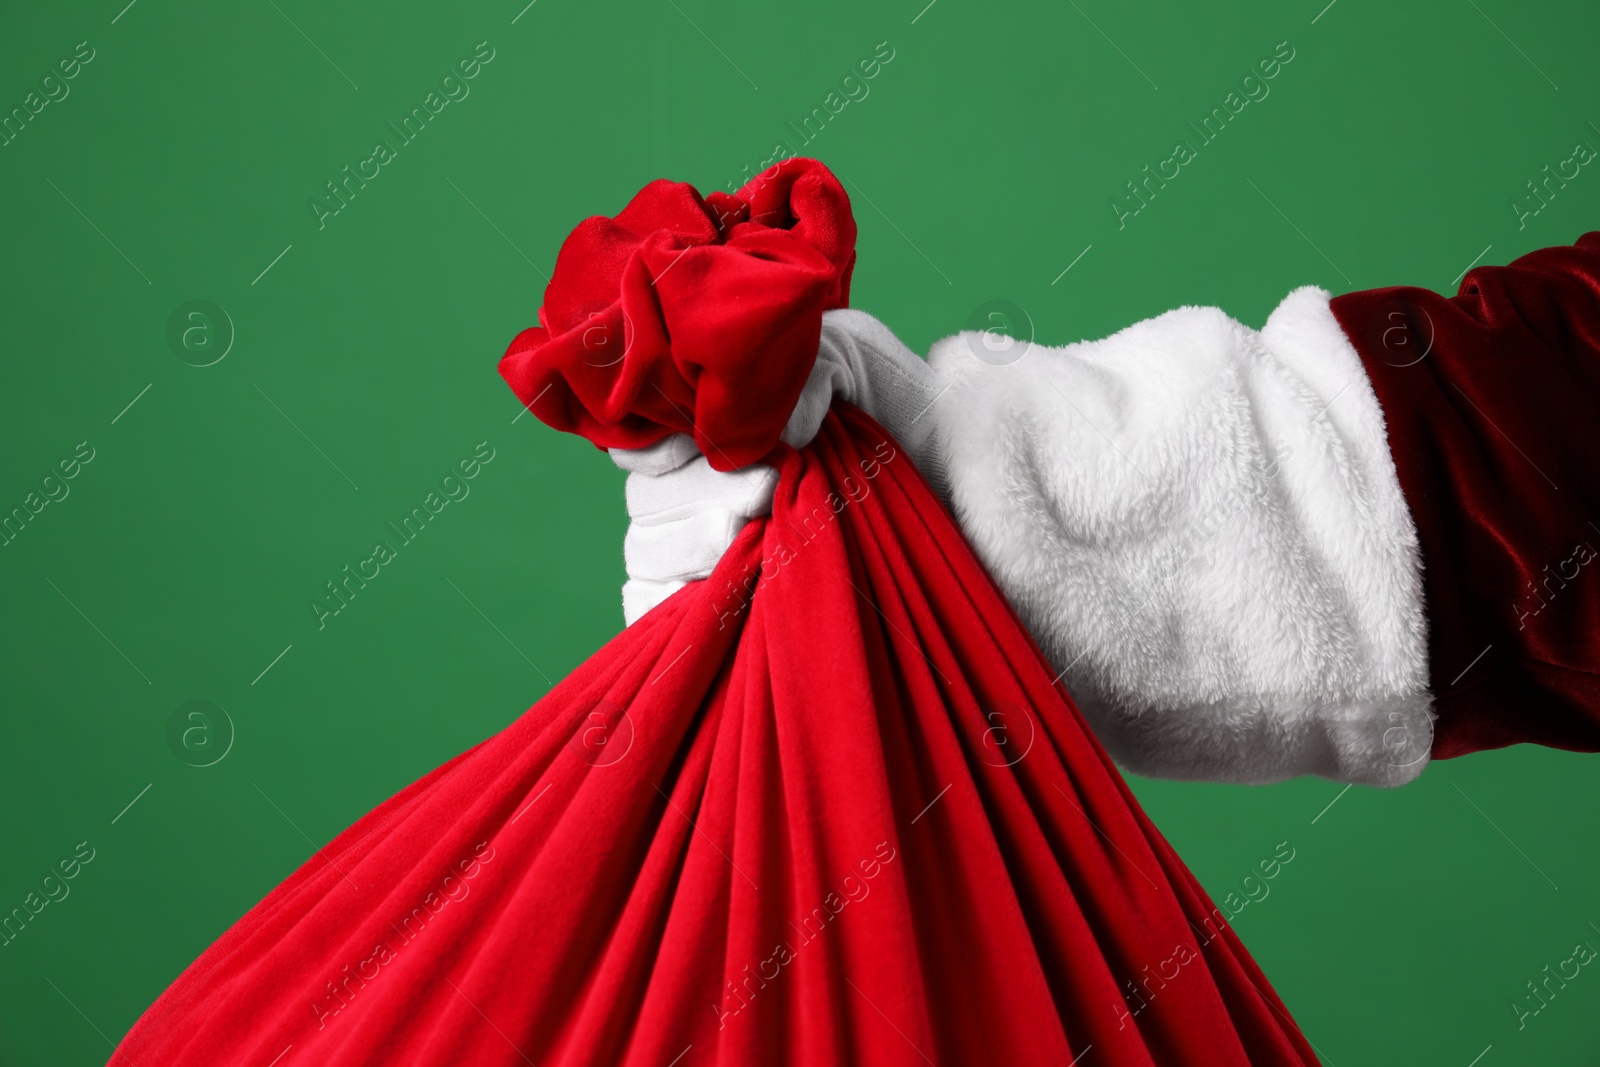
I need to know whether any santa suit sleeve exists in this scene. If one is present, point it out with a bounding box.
[1328,231,1600,760]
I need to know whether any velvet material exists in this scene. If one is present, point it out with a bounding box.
[113,406,1318,1066]
[115,165,1324,1065]
[1331,232,1600,759]
[498,159,856,471]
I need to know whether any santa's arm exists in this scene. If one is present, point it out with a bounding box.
[615,231,1600,786]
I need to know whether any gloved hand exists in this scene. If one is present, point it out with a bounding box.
[610,309,944,625]
[780,310,946,496]
[611,434,779,625]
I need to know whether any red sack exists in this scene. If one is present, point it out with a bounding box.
[114,160,1318,1067]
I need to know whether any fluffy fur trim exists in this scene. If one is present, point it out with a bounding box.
[927,287,1432,786]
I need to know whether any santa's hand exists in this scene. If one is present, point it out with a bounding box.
[610,434,778,625]
[781,309,949,499]
[612,311,949,626]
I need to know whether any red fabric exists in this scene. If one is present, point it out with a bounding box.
[117,165,1319,1066]
[1331,232,1600,758]
[498,158,856,471]
[114,407,1318,1067]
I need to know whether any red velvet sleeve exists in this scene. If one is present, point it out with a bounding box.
[1330,233,1600,759]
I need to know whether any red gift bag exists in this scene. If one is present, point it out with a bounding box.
[114,160,1319,1067]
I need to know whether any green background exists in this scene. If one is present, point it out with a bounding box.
[2,0,1598,1063]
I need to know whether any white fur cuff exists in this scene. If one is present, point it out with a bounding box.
[927,288,1432,786]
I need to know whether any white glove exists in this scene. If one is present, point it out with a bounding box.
[611,435,778,625]
[610,309,945,625]
[783,310,947,496]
